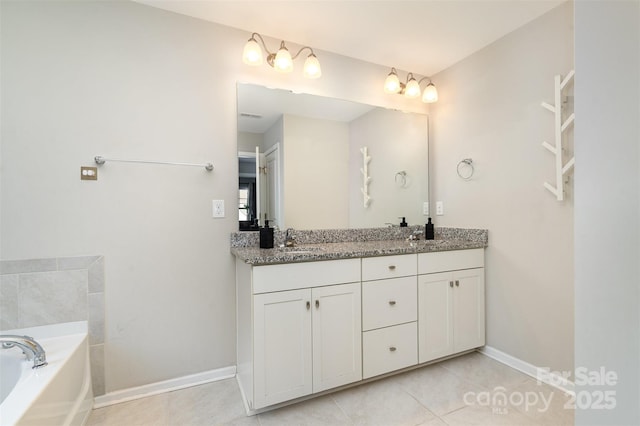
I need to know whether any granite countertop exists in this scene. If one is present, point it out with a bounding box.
[231,226,488,266]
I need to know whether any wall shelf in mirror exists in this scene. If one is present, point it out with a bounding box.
[360,147,372,208]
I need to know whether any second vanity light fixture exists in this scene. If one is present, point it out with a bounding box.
[243,32,322,79]
[384,68,438,103]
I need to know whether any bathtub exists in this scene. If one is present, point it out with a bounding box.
[0,322,93,426]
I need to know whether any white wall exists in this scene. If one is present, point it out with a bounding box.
[0,0,427,392]
[574,1,640,424]
[237,132,262,154]
[349,108,429,227]
[429,2,574,373]
[282,115,349,229]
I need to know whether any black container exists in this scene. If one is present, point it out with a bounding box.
[400,217,408,227]
[259,220,274,249]
[425,217,435,240]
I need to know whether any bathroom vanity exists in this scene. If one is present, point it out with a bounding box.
[232,227,487,414]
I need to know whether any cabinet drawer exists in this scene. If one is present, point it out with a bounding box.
[362,276,417,331]
[362,322,417,379]
[362,254,417,281]
[418,248,484,275]
[253,258,361,294]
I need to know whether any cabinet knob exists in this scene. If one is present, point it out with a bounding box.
[389,346,397,352]
[455,280,460,287]
[315,300,320,308]
[388,265,396,270]
[388,300,396,306]
[449,281,454,287]
[306,301,310,310]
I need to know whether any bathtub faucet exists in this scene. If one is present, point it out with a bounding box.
[0,335,47,369]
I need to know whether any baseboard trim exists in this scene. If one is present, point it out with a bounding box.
[93,365,236,408]
[477,346,574,394]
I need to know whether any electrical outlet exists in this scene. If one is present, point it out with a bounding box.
[80,166,97,181]
[436,201,444,216]
[212,200,225,218]
[423,202,429,215]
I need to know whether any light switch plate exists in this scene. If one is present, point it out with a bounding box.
[423,202,429,215]
[436,201,444,216]
[212,200,225,218]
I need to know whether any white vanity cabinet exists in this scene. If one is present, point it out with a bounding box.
[361,255,418,379]
[417,249,485,363]
[237,258,362,410]
[235,246,486,413]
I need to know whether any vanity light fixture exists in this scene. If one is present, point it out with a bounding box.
[243,32,322,79]
[384,68,438,103]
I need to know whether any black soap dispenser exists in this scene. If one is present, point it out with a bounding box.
[425,217,435,240]
[399,217,408,227]
[260,220,274,249]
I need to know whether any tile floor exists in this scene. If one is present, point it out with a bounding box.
[87,352,574,426]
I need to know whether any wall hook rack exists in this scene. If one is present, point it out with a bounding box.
[541,70,574,201]
[360,147,372,208]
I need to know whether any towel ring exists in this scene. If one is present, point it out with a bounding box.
[457,158,474,180]
[395,171,407,187]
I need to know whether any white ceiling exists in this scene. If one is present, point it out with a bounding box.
[134,0,564,76]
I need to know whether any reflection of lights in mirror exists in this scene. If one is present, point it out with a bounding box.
[237,83,429,231]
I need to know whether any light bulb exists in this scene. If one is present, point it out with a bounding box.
[384,69,401,94]
[404,77,421,98]
[422,82,438,103]
[303,53,321,78]
[274,45,293,73]
[242,37,262,65]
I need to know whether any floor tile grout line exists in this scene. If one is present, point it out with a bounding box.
[438,353,534,392]
[329,393,355,425]
[402,388,440,423]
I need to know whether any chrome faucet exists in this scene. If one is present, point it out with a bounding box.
[0,335,47,369]
[408,230,424,241]
[285,228,296,247]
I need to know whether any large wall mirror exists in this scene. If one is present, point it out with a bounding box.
[237,83,429,231]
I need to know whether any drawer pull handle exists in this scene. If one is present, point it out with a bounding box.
[455,280,460,287]
[315,300,320,308]
[306,301,310,310]
[388,265,396,270]
[389,346,397,352]
[388,300,396,306]
[449,281,454,287]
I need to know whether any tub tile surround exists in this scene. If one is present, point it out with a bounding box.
[0,255,106,396]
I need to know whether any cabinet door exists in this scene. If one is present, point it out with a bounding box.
[254,289,312,408]
[312,282,362,392]
[453,268,485,352]
[418,272,454,363]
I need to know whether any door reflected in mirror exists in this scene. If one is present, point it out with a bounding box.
[237,83,429,230]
